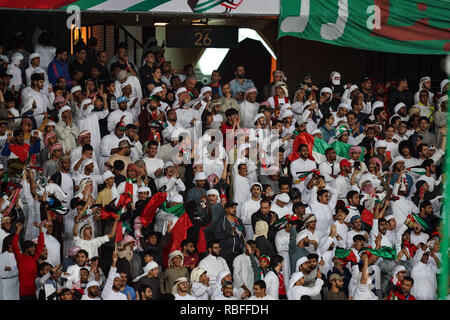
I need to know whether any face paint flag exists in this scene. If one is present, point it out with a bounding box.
[279,0,450,54]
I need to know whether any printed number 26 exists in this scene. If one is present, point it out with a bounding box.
[194,32,212,46]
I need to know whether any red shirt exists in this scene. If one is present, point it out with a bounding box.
[12,232,44,296]
[220,123,234,152]
[387,289,416,300]
[182,253,199,270]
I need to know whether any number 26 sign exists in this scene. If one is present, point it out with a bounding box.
[166,26,238,48]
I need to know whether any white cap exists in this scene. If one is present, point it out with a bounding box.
[70,86,82,94]
[170,194,183,203]
[338,103,351,111]
[394,102,406,114]
[200,86,212,96]
[29,52,40,60]
[281,109,294,120]
[80,99,92,109]
[121,80,131,89]
[175,87,187,96]
[375,140,387,148]
[384,215,395,222]
[330,71,341,86]
[311,129,322,136]
[137,186,150,193]
[193,172,207,182]
[278,193,290,203]
[320,87,333,95]
[151,86,164,96]
[163,161,175,169]
[206,189,220,198]
[102,170,115,182]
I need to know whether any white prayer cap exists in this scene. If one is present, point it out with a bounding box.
[390,156,404,171]
[311,129,322,136]
[58,105,71,120]
[85,280,100,290]
[348,85,359,95]
[320,87,333,95]
[46,121,57,128]
[175,87,187,96]
[8,107,19,118]
[200,86,212,96]
[288,272,305,290]
[29,52,40,60]
[121,80,131,89]
[172,277,189,295]
[297,256,309,267]
[190,267,207,284]
[281,109,294,120]
[440,79,449,93]
[163,161,175,169]
[144,261,158,274]
[295,230,309,244]
[419,76,431,87]
[251,182,262,190]
[137,186,150,193]
[330,71,341,85]
[80,99,92,109]
[437,95,448,108]
[169,194,183,203]
[102,170,115,182]
[117,70,129,81]
[193,172,207,182]
[151,86,164,96]
[11,52,23,61]
[384,215,395,222]
[375,139,387,148]
[394,102,406,114]
[372,101,384,112]
[337,103,351,111]
[253,113,265,124]
[70,86,82,94]
[206,189,220,198]
[278,193,290,203]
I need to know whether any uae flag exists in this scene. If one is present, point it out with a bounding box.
[405,166,426,175]
[288,132,365,164]
[139,192,168,228]
[162,211,193,268]
[408,213,430,231]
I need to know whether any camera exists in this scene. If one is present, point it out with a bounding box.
[200,200,206,208]
[354,161,360,170]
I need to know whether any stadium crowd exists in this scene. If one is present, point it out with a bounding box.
[0,29,448,301]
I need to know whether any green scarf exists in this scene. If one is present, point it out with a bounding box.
[160,201,185,217]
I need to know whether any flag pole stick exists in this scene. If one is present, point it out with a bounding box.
[438,55,450,300]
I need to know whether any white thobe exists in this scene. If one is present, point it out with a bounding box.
[232,253,255,294]
[155,176,185,200]
[271,202,291,219]
[287,278,324,300]
[99,134,130,172]
[116,181,143,206]
[0,251,19,300]
[107,109,134,133]
[198,254,230,287]
[77,106,109,157]
[308,186,337,236]
[24,89,47,127]
[239,198,260,240]
[275,229,291,288]
[43,234,61,267]
[264,271,280,300]
[7,65,22,92]
[191,282,213,300]
[239,100,259,128]
[411,260,438,300]
[101,266,128,300]
[232,174,252,212]
[290,157,317,192]
[0,229,9,253]
[142,156,164,179]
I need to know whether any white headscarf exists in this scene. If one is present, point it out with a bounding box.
[133,261,158,282]
[391,265,406,285]
[190,267,207,284]
[168,250,184,267]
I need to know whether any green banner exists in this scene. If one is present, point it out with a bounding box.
[278,0,450,55]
